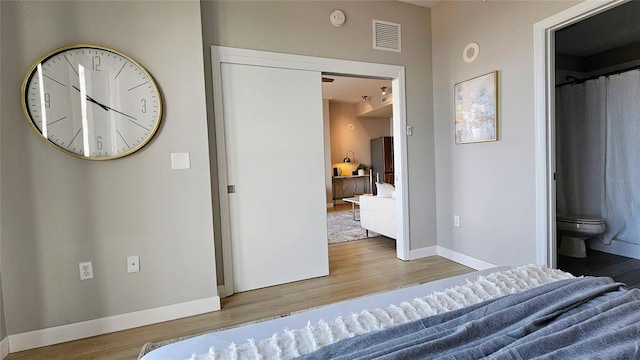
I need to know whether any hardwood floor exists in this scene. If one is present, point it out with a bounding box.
[327,202,354,213]
[558,249,640,289]
[6,237,473,360]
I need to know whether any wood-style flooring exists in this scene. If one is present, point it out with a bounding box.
[327,202,356,213]
[6,237,473,360]
[558,249,640,289]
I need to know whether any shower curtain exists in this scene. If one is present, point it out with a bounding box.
[556,69,640,246]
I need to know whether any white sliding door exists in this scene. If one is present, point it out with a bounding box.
[220,62,328,292]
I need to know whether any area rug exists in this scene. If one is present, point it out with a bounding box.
[139,265,575,360]
[327,210,378,244]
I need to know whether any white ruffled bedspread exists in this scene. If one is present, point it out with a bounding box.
[185,265,574,360]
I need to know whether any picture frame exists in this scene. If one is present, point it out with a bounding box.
[454,71,498,144]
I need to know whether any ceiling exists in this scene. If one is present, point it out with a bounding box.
[321,75,392,104]
[556,1,640,57]
[397,0,439,8]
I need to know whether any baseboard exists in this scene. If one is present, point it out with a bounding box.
[436,247,497,270]
[408,246,438,260]
[1,336,8,359]
[8,296,221,353]
[588,238,640,259]
[390,244,499,271]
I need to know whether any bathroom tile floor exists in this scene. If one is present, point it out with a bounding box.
[558,250,640,289]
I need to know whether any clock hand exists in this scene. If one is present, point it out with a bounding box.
[72,85,109,111]
[92,103,139,122]
[72,85,138,121]
[88,97,110,112]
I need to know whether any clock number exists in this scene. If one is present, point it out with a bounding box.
[93,56,101,71]
[44,93,51,108]
[96,136,103,150]
[141,99,147,113]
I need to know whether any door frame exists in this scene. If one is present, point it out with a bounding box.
[533,0,624,267]
[212,46,410,297]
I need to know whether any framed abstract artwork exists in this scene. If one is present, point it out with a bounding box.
[454,71,498,144]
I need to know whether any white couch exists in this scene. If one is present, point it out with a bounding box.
[359,183,396,239]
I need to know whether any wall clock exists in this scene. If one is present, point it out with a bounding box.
[21,44,163,160]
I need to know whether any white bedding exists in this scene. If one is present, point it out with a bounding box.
[140,265,573,360]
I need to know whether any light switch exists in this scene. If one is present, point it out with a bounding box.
[171,152,191,170]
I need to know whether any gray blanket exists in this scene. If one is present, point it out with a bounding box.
[296,277,640,359]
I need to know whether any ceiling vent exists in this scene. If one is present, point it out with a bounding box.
[373,19,401,52]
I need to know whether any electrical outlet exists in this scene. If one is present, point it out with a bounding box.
[454,215,461,227]
[127,255,140,273]
[79,261,93,280]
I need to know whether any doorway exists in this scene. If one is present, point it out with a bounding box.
[212,46,409,297]
[552,1,640,287]
[322,75,393,246]
[535,0,640,287]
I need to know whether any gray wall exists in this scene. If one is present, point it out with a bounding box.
[431,1,579,266]
[0,0,5,342]
[200,0,436,266]
[0,1,216,335]
[0,275,4,341]
[557,41,640,84]
[0,0,590,340]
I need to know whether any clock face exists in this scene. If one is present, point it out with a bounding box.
[21,44,163,160]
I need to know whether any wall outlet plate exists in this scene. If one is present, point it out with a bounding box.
[127,255,140,273]
[79,261,93,280]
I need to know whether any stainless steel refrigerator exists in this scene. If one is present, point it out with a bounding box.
[370,136,394,195]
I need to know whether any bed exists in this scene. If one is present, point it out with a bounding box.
[138,265,639,359]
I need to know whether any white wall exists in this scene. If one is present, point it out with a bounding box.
[432,0,579,266]
[329,102,390,198]
[0,1,216,335]
[201,0,435,253]
[330,102,390,173]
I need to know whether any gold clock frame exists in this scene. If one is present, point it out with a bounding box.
[21,44,164,160]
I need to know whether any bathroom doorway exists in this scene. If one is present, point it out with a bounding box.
[551,1,640,288]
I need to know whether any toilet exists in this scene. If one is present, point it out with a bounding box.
[557,213,606,258]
